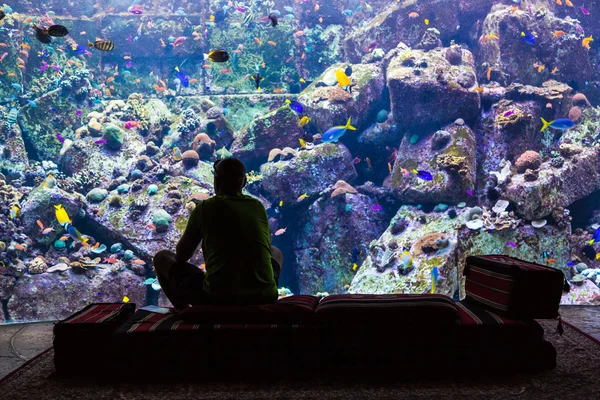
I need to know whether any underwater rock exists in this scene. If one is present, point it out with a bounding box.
[230,106,304,171]
[568,106,583,123]
[572,93,591,108]
[86,188,108,203]
[477,4,593,87]
[28,257,48,275]
[87,119,102,135]
[343,0,460,63]
[391,123,476,204]
[20,185,86,244]
[387,44,480,129]
[349,206,461,297]
[298,63,386,134]
[147,185,159,196]
[110,243,123,253]
[431,130,452,151]
[152,209,172,233]
[102,123,125,150]
[260,143,357,204]
[561,279,600,305]
[47,263,69,273]
[182,150,200,168]
[7,269,146,322]
[505,147,600,220]
[515,151,542,173]
[376,110,389,124]
[292,192,388,294]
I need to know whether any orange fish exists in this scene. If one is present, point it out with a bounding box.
[314,4,320,11]
[92,242,100,249]
[105,88,112,96]
[19,50,28,57]
[319,17,323,23]
[8,73,17,77]
[556,0,562,4]
[106,77,115,83]
[551,67,558,74]
[408,12,419,18]
[59,236,69,241]
[23,17,33,24]
[388,162,393,174]
[511,6,519,12]
[254,37,263,45]
[486,67,492,81]
[96,207,102,216]
[301,52,306,59]
[553,30,565,38]
[21,44,31,50]
[537,64,545,73]
[261,61,266,68]
[565,0,573,6]
[17,64,25,70]
[160,38,166,48]
[123,56,131,60]
[267,41,277,46]
[147,223,156,230]
[473,87,484,93]
[37,220,44,230]
[273,88,284,93]
[546,258,557,263]
[103,257,118,263]
[14,244,27,251]
[365,157,372,169]
[132,259,146,265]
[153,84,165,92]
[189,79,198,83]
[0,43,8,47]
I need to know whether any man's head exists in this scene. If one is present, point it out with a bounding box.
[213,158,247,195]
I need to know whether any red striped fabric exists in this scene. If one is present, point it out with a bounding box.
[62,303,128,324]
[476,255,549,271]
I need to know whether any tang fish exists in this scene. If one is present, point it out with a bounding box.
[321,118,356,143]
[335,68,352,92]
[540,117,575,132]
[89,39,115,51]
[54,204,72,225]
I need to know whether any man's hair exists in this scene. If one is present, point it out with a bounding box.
[214,158,246,193]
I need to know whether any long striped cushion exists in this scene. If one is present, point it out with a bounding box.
[177,295,320,324]
[316,294,459,325]
[465,255,564,320]
[456,300,544,344]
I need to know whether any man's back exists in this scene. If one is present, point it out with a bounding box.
[196,194,277,301]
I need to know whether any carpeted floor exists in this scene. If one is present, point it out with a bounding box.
[0,320,599,399]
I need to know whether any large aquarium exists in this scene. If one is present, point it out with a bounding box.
[1,0,599,323]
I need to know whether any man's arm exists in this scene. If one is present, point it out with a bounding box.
[175,205,202,263]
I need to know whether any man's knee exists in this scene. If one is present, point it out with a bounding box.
[153,250,176,272]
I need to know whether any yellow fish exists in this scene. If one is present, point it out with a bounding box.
[352,263,358,271]
[424,19,429,25]
[9,205,20,219]
[299,116,311,127]
[279,200,283,207]
[582,35,593,50]
[209,15,215,22]
[54,204,72,225]
[296,193,309,202]
[299,138,307,148]
[335,68,352,92]
[596,253,600,260]
[173,147,182,161]
[123,296,130,303]
[299,78,306,83]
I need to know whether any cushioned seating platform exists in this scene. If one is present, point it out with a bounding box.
[456,300,544,345]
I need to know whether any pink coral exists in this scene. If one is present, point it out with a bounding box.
[515,151,542,173]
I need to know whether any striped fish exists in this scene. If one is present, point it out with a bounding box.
[243,8,254,25]
[7,107,18,126]
[89,40,115,52]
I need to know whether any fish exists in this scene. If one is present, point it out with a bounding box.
[92,242,100,250]
[174,66,189,88]
[65,223,88,243]
[424,19,430,25]
[268,13,278,27]
[401,250,413,269]
[546,259,557,264]
[296,193,309,202]
[59,236,69,241]
[251,73,265,92]
[33,25,52,44]
[507,241,517,248]
[551,67,559,74]
[95,139,107,145]
[286,99,304,113]
[172,36,186,48]
[582,35,593,50]
[14,244,26,251]
[540,117,575,132]
[486,67,492,81]
[372,205,382,211]
[123,296,130,303]
[124,121,139,129]
[589,227,600,245]
[42,227,55,235]
[9,205,21,219]
[566,0,573,6]
[216,146,233,159]
[413,169,433,181]
[321,118,356,143]
[581,5,590,14]
[89,39,115,51]
[47,25,69,37]
[408,12,419,18]
[44,174,57,189]
[37,220,45,230]
[521,31,536,45]
[254,37,263,46]
[365,157,372,169]
[132,260,146,265]
[274,228,287,236]
[536,63,545,73]
[299,116,311,127]
[147,223,156,230]
[54,204,72,225]
[173,147,182,161]
[104,257,119,263]
[299,138,307,149]
[556,0,562,4]
[7,107,18,125]
[207,49,229,62]
[431,267,440,294]
[335,68,352,92]
[388,162,393,174]
[466,189,474,196]
[503,110,515,117]
[267,41,277,46]
[553,30,565,38]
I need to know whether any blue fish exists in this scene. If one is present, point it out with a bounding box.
[540,118,575,132]
[27,100,36,108]
[64,223,88,243]
[175,66,189,88]
[413,169,433,181]
[287,100,304,113]
[10,83,23,92]
[521,31,536,45]
[72,44,86,55]
[343,10,354,16]
[267,198,282,218]
[321,118,356,143]
[589,227,600,245]
[351,247,361,270]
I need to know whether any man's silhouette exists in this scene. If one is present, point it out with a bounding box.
[153,158,282,309]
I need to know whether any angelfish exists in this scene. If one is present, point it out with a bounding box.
[431,267,446,294]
